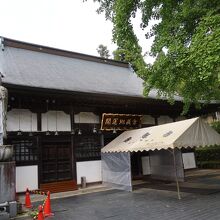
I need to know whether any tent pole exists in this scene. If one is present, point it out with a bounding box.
[173,148,181,200]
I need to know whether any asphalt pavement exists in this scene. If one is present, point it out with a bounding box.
[15,169,220,220]
[29,187,220,220]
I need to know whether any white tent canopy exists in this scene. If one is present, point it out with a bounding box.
[102,117,220,153]
[101,118,220,198]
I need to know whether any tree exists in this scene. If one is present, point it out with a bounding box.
[94,0,220,113]
[113,48,126,61]
[97,44,110,58]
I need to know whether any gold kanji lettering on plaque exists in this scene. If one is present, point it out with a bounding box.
[132,119,137,125]
[112,118,118,125]
[119,119,126,125]
[126,119,131,125]
[101,113,142,131]
[105,118,112,125]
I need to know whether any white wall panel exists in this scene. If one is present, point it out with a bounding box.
[7,109,37,131]
[16,165,38,192]
[158,116,173,125]
[76,160,102,184]
[182,152,196,169]
[42,111,71,131]
[142,115,155,125]
[74,112,100,124]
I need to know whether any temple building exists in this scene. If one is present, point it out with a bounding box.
[0,37,218,193]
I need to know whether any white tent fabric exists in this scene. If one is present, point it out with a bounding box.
[102,152,132,191]
[102,117,220,153]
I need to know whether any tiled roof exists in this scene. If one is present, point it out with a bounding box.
[0,37,181,101]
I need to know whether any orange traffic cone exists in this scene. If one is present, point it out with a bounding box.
[43,191,54,217]
[25,188,32,208]
[37,205,44,220]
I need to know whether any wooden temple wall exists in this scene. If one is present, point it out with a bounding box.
[6,108,196,192]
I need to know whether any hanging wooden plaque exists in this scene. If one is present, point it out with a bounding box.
[101,113,142,131]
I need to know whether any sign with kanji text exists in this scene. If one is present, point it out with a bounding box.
[101,113,142,131]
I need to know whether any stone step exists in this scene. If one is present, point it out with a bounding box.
[40,180,77,193]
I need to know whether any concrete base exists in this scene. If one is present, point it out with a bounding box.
[0,201,17,218]
[8,201,17,218]
[0,161,16,203]
[0,212,10,220]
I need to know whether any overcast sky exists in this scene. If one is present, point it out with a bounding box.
[0,0,154,62]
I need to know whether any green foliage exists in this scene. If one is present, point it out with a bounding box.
[113,48,126,61]
[97,44,110,58]
[28,208,38,218]
[93,0,220,113]
[113,47,133,62]
[211,121,220,133]
[196,145,220,168]
[196,145,220,161]
[197,161,220,169]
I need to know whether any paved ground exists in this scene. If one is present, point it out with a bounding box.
[16,169,220,220]
[33,188,220,220]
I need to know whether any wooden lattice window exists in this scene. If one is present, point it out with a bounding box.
[12,139,38,165]
[75,135,101,161]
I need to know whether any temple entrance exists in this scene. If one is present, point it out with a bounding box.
[40,137,77,192]
[42,141,72,183]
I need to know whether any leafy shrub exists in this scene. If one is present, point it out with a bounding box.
[195,145,220,168]
[197,161,220,169]
[211,121,220,134]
